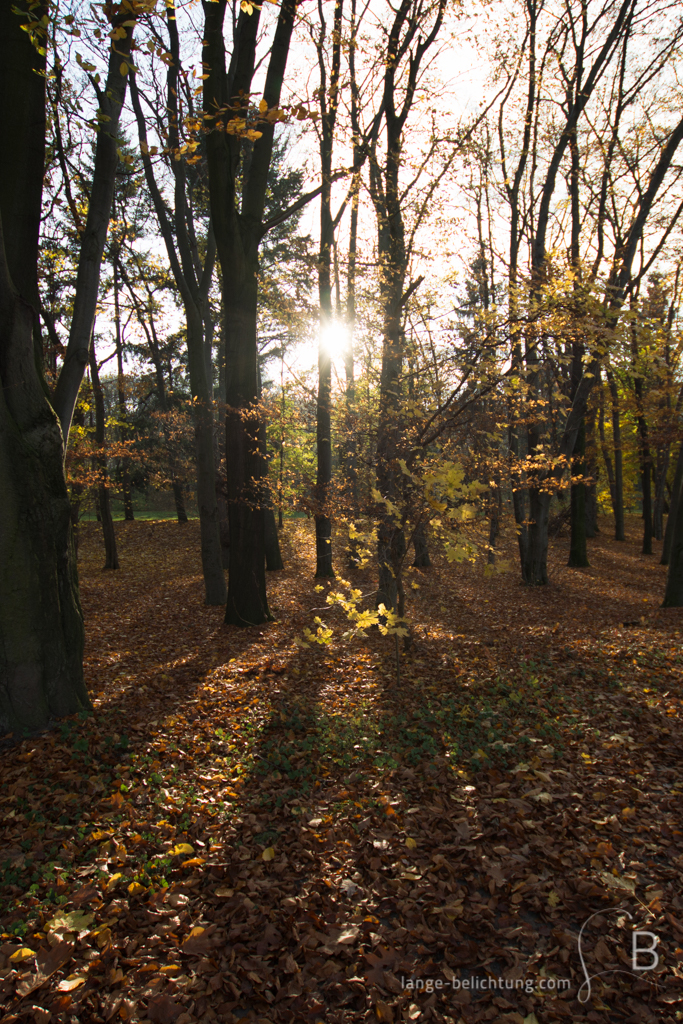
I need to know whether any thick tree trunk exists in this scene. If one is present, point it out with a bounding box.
[662,461,683,605]
[662,442,683,565]
[0,225,88,735]
[523,488,550,585]
[568,418,590,567]
[223,269,270,625]
[203,0,297,625]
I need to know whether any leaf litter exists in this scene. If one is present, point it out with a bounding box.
[1,518,683,1023]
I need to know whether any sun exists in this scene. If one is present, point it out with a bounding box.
[320,322,349,362]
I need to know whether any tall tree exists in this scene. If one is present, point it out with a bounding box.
[366,0,447,612]
[0,2,88,735]
[203,0,310,625]
[130,0,227,605]
[313,0,344,578]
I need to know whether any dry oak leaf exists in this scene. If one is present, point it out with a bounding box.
[146,993,183,1024]
[364,946,398,987]
[375,999,394,1022]
[16,940,75,997]
[181,923,217,955]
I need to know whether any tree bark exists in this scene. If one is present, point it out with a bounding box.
[113,260,134,520]
[662,442,683,565]
[605,368,626,540]
[654,444,669,542]
[662,454,683,604]
[203,0,298,625]
[568,419,590,567]
[0,6,88,736]
[89,345,119,570]
[313,0,343,579]
[173,481,189,524]
[412,521,431,567]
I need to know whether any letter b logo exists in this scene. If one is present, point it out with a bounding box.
[632,931,659,971]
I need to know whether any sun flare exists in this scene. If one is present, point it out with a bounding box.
[320,322,350,362]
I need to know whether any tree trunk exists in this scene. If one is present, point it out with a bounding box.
[584,401,599,537]
[606,368,626,540]
[486,484,501,565]
[173,481,188,524]
[315,337,334,577]
[223,266,270,624]
[412,521,431,567]
[89,346,119,570]
[523,488,550,584]
[113,261,134,521]
[313,0,342,580]
[203,0,297,625]
[662,460,683,605]
[568,418,590,567]
[654,444,669,542]
[264,503,284,571]
[0,221,88,735]
[662,442,683,565]
[187,317,226,603]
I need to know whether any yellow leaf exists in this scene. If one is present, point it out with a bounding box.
[262,846,275,861]
[181,857,206,868]
[45,910,94,934]
[119,61,128,76]
[547,890,560,907]
[259,98,268,115]
[170,843,194,856]
[106,872,123,890]
[128,881,146,895]
[96,927,112,949]
[9,947,35,963]
[57,975,86,992]
[405,837,417,850]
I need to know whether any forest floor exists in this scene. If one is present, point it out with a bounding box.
[2,516,683,1024]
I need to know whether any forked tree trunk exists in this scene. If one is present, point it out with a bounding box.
[203,0,297,625]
